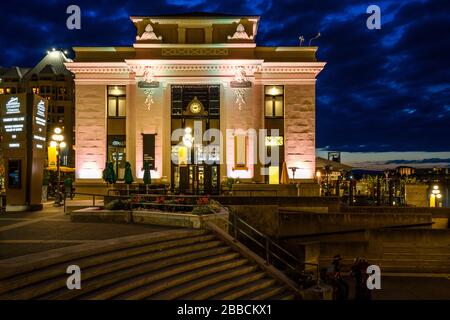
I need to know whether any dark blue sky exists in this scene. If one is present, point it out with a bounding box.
[1,0,449,157]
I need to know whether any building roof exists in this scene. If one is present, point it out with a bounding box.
[25,51,73,79]
[316,157,352,171]
[0,66,30,79]
[132,12,259,18]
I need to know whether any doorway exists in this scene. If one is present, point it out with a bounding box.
[170,85,220,194]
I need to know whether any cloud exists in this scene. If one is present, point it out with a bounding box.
[0,0,448,153]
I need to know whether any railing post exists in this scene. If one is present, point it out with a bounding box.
[93,195,95,206]
[265,237,270,265]
[233,213,238,241]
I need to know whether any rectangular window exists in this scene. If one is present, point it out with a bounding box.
[8,159,21,188]
[264,85,284,117]
[234,134,247,170]
[107,85,126,117]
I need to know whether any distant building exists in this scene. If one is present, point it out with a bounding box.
[396,166,415,176]
[0,51,75,167]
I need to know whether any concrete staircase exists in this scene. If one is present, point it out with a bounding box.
[0,229,297,300]
[375,243,450,274]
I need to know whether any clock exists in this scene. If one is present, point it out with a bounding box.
[188,96,203,114]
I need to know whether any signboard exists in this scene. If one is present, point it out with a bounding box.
[265,136,283,146]
[142,134,156,170]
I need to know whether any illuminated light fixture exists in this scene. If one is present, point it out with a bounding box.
[9,143,20,148]
[36,144,43,149]
[267,86,283,96]
[54,127,62,134]
[183,127,194,148]
[64,50,68,54]
[12,135,17,139]
[52,48,56,51]
[316,171,321,178]
[60,141,67,149]
[50,141,57,147]
[437,194,442,199]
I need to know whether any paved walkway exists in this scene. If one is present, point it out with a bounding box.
[0,202,170,259]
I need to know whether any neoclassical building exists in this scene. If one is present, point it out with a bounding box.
[66,13,325,194]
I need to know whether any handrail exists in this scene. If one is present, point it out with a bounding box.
[215,207,320,288]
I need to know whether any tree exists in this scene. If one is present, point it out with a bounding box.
[124,162,134,195]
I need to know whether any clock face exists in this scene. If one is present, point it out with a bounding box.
[190,102,201,114]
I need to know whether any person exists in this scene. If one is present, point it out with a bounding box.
[327,254,349,300]
[350,256,373,300]
[64,177,73,200]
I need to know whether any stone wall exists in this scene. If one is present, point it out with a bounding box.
[284,84,316,180]
[75,85,106,181]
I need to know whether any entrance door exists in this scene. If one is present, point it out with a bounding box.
[170,85,220,194]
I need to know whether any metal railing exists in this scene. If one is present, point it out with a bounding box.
[217,208,320,288]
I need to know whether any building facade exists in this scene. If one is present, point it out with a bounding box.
[66,13,325,194]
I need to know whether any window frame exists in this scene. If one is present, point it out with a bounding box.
[264,85,284,118]
[107,85,126,118]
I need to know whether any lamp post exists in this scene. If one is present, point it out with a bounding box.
[431,185,441,208]
[50,127,66,206]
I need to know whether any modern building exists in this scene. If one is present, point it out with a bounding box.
[66,13,325,194]
[0,51,75,168]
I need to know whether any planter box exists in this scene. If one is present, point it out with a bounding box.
[132,208,229,231]
[71,207,132,223]
[70,206,229,232]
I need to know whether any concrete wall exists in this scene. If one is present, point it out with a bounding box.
[405,184,428,207]
[277,211,432,237]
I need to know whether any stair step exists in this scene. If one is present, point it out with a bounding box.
[179,271,266,300]
[0,229,209,281]
[43,246,233,300]
[3,240,225,300]
[239,285,286,300]
[269,291,295,300]
[116,258,250,300]
[211,278,276,300]
[0,234,216,296]
[149,264,259,300]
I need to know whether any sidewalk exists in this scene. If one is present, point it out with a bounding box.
[0,202,171,260]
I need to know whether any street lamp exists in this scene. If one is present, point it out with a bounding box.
[431,185,441,207]
[50,127,65,206]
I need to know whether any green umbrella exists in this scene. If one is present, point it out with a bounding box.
[143,160,152,185]
[102,162,108,182]
[124,162,134,185]
[106,162,117,184]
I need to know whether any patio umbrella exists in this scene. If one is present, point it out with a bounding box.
[280,161,290,184]
[124,161,134,195]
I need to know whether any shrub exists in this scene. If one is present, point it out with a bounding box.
[105,199,129,210]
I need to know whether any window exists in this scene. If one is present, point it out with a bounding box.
[0,88,4,94]
[57,106,64,113]
[32,87,39,94]
[8,159,21,188]
[233,134,247,170]
[264,85,284,117]
[107,86,126,117]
